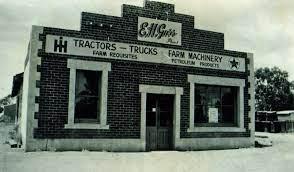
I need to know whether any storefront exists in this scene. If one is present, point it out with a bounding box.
[20,0,255,151]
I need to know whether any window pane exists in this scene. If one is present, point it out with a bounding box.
[75,96,98,119]
[195,85,209,122]
[74,70,101,122]
[194,84,237,125]
[221,87,234,105]
[146,94,157,112]
[75,70,99,97]
[207,86,220,107]
[195,85,206,105]
[146,112,156,126]
[221,106,235,123]
[195,105,208,123]
[159,112,173,127]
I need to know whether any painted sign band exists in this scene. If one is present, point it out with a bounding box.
[45,35,246,72]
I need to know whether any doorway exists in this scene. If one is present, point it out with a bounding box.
[146,94,174,151]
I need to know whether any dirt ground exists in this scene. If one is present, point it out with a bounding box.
[0,123,15,152]
[1,123,294,172]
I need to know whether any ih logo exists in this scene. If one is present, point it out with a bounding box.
[54,37,68,53]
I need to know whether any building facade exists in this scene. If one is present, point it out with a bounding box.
[21,0,255,151]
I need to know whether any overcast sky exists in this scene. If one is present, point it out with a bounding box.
[0,0,293,98]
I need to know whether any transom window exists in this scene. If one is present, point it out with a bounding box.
[194,84,237,125]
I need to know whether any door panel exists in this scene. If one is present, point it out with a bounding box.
[157,127,172,150]
[146,127,157,151]
[146,94,174,151]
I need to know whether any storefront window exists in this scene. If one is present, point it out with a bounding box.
[194,84,237,125]
[74,70,101,123]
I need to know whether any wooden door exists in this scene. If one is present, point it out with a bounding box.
[146,94,174,151]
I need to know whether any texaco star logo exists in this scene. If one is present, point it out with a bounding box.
[229,57,240,70]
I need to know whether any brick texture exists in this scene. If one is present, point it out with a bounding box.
[34,1,250,139]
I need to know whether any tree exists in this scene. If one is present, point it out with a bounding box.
[0,94,14,114]
[291,81,294,90]
[255,67,293,111]
[0,94,13,107]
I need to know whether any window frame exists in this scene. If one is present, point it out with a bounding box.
[187,75,245,132]
[65,59,111,129]
[194,84,237,125]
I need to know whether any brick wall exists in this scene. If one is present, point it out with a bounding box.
[34,1,251,139]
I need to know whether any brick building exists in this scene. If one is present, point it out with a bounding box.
[20,0,255,151]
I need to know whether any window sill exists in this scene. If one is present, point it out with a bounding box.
[187,127,246,133]
[195,123,237,127]
[65,123,109,129]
